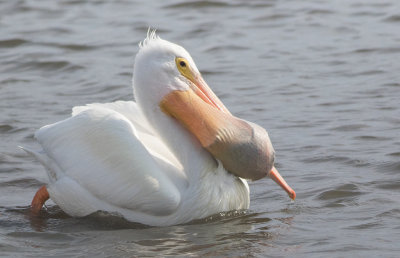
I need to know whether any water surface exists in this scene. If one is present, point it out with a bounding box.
[1,0,400,256]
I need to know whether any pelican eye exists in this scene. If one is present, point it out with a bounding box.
[175,57,195,82]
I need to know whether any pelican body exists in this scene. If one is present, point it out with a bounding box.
[25,32,295,226]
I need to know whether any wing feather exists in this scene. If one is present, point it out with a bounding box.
[36,106,181,215]
[72,101,182,170]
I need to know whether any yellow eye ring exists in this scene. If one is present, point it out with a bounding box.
[175,57,195,82]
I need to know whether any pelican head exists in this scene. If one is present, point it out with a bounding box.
[133,31,295,200]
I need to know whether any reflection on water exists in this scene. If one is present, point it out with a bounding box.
[1,206,286,256]
[1,0,400,256]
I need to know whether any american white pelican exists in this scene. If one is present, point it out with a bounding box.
[24,31,295,226]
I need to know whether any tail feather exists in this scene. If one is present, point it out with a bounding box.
[19,146,60,182]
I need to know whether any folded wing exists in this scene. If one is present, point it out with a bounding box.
[35,102,181,216]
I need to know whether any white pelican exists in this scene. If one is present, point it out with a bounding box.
[24,31,295,226]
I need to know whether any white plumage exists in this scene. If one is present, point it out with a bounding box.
[26,33,251,226]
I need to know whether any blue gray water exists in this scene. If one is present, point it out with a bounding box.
[1,0,399,256]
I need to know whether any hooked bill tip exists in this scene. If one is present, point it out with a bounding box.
[289,189,296,200]
[268,166,296,201]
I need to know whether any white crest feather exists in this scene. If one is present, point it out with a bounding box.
[139,28,160,48]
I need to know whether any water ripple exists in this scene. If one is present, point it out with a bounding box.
[0,178,43,188]
[18,60,84,72]
[317,184,364,201]
[330,124,369,132]
[383,14,400,22]
[0,38,29,48]
[165,0,230,9]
